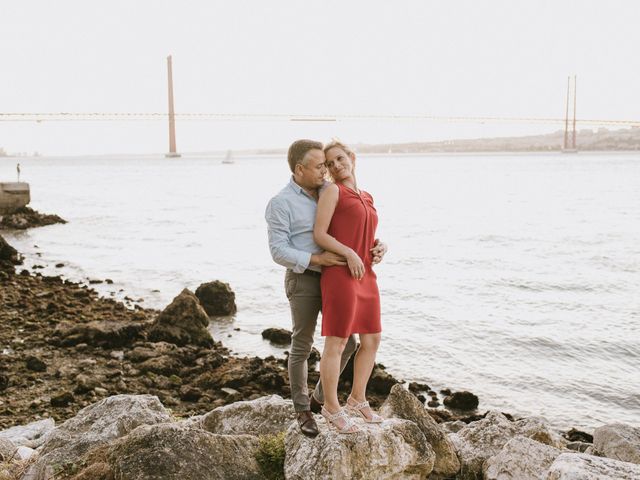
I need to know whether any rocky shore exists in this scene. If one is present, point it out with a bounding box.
[0,207,66,230]
[2,233,639,479]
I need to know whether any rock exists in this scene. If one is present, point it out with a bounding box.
[50,390,74,407]
[16,445,35,460]
[28,394,171,479]
[566,441,592,453]
[379,384,460,478]
[449,411,568,480]
[53,319,146,348]
[443,390,479,410]
[25,355,47,372]
[104,423,264,480]
[0,418,55,448]
[261,327,292,345]
[408,382,430,393]
[368,365,399,395]
[0,374,8,391]
[147,288,214,347]
[74,373,102,394]
[546,452,640,479]
[284,417,435,479]
[441,420,467,434]
[563,428,593,443]
[593,422,640,465]
[0,234,21,272]
[448,411,521,480]
[195,280,237,316]
[202,395,296,436]
[0,206,67,230]
[483,435,561,480]
[0,437,17,462]
[179,386,203,402]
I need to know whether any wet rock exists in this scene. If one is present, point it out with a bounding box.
[379,384,460,478]
[50,391,74,407]
[53,319,146,348]
[261,327,292,345]
[546,452,640,479]
[367,365,399,395]
[563,427,593,443]
[27,394,171,479]
[0,234,22,272]
[443,390,479,411]
[285,417,435,479]
[0,418,55,448]
[195,280,237,316]
[0,206,67,230]
[202,395,296,436]
[25,355,47,372]
[593,422,640,465]
[483,435,561,480]
[147,288,214,347]
[104,423,263,480]
[427,399,440,408]
[408,381,430,393]
[179,386,203,402]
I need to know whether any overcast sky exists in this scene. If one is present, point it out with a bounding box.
[1,0,638,155]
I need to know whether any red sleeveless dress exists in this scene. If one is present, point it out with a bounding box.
[321,183,381,337]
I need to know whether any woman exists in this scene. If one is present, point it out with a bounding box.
[313,140,383,434]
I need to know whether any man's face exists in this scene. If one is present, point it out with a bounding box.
[296,149,327,189]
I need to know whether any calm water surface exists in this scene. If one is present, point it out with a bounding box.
[2,152,639,430]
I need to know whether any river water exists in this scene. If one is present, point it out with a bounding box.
[1,152,639,430]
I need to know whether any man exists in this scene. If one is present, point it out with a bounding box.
[265,139,387,437]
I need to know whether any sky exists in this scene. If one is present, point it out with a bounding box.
[1,0,639,155]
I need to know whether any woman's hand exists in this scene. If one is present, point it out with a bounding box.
[346,249,365,280]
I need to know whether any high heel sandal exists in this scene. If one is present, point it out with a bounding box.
[321,406,361,434]
[346,396,384,424]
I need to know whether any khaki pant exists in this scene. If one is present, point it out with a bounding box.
[285,269,357,412]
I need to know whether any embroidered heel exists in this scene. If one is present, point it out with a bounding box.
[321,406,360,434]
[346,396,384,424]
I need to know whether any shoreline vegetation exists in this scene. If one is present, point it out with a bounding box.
[1,216,639,479]
[2,127,640,159]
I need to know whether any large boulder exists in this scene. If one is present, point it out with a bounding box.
[380,384,460,478]
[0,206,66,230]
[0,418,55,448]
[27,394,171,480]
[202,395,296,436]
[147,289,214,347]
[195,281,237,316]
[546,452,640,479]
[513,416,568,449]
[592,422,640,465]
[105,423,265,480]
[284,417,435,479]
[0,234,21,272]
[52,319,146,348]
[483,436,561,480]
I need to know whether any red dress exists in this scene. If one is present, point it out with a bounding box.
[321,183,381,337]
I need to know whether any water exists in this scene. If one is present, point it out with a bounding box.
[2,152,639,430]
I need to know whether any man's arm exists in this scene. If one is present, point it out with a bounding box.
[265,198,346,271]
[370,238,388,265]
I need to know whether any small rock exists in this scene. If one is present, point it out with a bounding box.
[408,381,430,393]
[427,399,440,408]
[443,391,479,410]
[94,387,109,396]
[261,327,292,345]
[25,355,47,372]
[179,386,202,402]
[194,280,237,316]
[55,263,64,268]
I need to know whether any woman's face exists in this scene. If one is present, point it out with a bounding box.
[325,147,355,182]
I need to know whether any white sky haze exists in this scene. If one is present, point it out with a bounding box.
[1,0,639,155]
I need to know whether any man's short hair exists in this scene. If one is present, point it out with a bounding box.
[288,139,323,173]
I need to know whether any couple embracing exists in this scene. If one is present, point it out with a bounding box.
[265,139,387,437]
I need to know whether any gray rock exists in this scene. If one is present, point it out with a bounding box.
[106,423,264,480]
[0,418,55,448]
[0,437,17,462]
[195,280,237,316]
[27,394,171,480]
[450,411,569,480]
[441,420,467,434]
[16,445,36,460]
[379,384,460,478]
[261,327,292,345]
[284,417,435,480]
[593,422,640,465]
[566,441,592,453]
[53,319,146,348]
[147,288,214,347]
[202,395,296,435]
[546,452,640,479]
[484,435,561,480]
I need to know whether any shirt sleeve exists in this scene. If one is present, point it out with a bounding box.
[265,197,312,273]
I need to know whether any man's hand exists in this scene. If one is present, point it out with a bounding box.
[370,239,388,265]
[310,251,347,267]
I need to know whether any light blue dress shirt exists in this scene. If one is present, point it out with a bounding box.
[265,177,323,273]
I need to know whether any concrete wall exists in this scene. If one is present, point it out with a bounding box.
[0,182,30,214]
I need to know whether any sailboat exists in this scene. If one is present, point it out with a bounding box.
[222,150,235,164]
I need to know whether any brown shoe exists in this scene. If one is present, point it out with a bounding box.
[310,395,323,414]
[296,410,319,438]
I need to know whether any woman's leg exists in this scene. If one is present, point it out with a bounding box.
[349,333,381,417]
[319,336,349,413]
